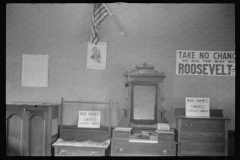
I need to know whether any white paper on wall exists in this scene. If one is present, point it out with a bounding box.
[21,54,49,87]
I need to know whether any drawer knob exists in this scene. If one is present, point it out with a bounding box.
[163,149,167,154]
[120,148,124,152]
[184,124,193,128]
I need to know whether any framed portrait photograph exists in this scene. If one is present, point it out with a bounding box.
[86,42,107,70]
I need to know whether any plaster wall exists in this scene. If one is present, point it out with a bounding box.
[6,3,235,129]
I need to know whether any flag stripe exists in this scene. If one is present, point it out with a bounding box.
[95,10,108,24]
[94,4,106,15]
[95,12,108,26]
[90,3,109,44]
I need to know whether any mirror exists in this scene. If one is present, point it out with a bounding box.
[117,63,166,127]
[131,82,157,125]
[133,85,155,120]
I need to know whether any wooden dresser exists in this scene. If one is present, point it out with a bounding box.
[53,126,110,156]
[52,98,112,156]
[175,108,230,156]
[6,102,60,156]
[111,128,176,156]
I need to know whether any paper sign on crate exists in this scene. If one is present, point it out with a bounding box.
[77,111,100,128]
[185,97,210,117]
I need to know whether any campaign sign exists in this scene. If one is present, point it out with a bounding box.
[77,111,101,128]
[176,50,235,76]
[185,97,210,117]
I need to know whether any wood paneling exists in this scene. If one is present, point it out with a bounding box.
[28,115,44,156]
[6,104,60,156]
[6,114,24,156]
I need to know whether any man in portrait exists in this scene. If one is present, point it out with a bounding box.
[91,46,101,63]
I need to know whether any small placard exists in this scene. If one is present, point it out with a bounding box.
[185,97,210,117]
[77,111,100,128]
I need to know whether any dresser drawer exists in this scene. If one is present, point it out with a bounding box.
[113,131,130,139]
[181,131,225,143]
[111,139,176,156]
[113,139,175,148]
[181,119,225,132]
[180,141,225,156]
[114,146,174,156]
[54,146,104,156]
[158,133,175,141]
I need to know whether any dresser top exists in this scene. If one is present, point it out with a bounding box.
[175,115,230,120]
[6,101,60,106]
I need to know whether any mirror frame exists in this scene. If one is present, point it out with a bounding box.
[130,82,158,125]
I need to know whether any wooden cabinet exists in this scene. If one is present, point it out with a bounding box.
[6,103,60,156]
[175,109,230,156]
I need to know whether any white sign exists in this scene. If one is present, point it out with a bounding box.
[77,111,100,128]
[86,42,107,70]
[185,97,210,117]
[22,54,49,87]
[176,50,235,76]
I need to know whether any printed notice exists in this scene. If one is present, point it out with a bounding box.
[185,97,210,117]
[176,50,235,76]
[77,111,101,128]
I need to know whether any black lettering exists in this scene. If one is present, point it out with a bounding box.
[213,52,218,59]
[191,64,196,74]
[182,52,187,58]
[216,64,221,75]
[185,52,195,58]
[178,63,184,74]
[188,99,194,102]
[192,52,195,59]
[209,64,215,75]
[218,53,221,59]
[185,64,190,74]
[199,52,209,59]
[226,65,232,75]
[179,51,182,58]
[202,64,208,75]
[222,53,227,59]
[196,64,202,74]
[221,65,226,75]
[199,52,205,59]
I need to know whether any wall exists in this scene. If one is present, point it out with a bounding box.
[6,3,235,129]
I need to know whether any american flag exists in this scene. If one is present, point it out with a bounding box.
[90,3,109,45]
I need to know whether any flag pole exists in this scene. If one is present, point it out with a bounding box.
[103,3,126,36]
